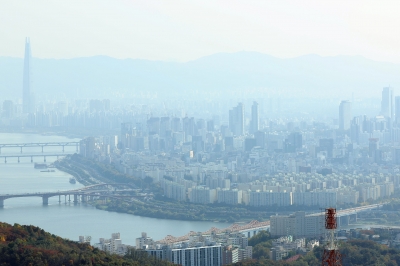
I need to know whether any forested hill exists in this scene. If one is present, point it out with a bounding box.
[0,222,171,266]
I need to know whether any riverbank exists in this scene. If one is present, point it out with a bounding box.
[95,197,269,223]
[54,159,97,186]
[0,133,231,244]
[56,155,272,223]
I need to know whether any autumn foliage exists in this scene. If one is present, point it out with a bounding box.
[0,222,171,266]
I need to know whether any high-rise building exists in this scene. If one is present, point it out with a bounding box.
[2,100,14,118]
[392,148,400,164]
[120,122,133,149]
[395,96,400,124]
[350,116,362,144]
[254,130,266,148]
[23,38,33,114]
[381,87,393,119]
[319,139,334,158]
[369,138,379,158]
[170,245,222,266]
[284,132,302,153]
[229,103,244,136]
[339,100,351,130]
[250,101,259,134]
[270,211,325,238]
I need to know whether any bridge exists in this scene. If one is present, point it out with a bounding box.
[0,183,141,207]
[157,220,271,245]
[0,142,79,154]
[0,154,70,163]
[308,204,383,227]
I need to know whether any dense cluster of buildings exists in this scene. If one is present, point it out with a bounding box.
[80,134,398,208]
[90,233,132,255]
[135,231,252,266]
[84,226,400,265]
[70,87,400,210]
[269,236,318,261]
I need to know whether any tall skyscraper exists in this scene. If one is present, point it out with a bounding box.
[250,101,259,134]
[381,86,393,119]
[339,100,351,130]
[23,38,33,114]
[229,103,244,136]
[395,96,400,124]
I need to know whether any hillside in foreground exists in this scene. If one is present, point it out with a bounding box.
[234,231,400,266]
[0,222,171,266]
[3,220,400,266]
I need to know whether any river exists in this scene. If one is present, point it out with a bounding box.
[0,133,229,245]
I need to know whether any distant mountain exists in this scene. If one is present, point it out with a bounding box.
[0,52,399,99]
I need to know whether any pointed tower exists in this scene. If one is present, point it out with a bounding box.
[23,38,32,114]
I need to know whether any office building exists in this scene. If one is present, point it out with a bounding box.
[284,132,302,152]
[80,137,96,158]
[23,38,34,114]
[229,103,244,136]
[368,138,379,158]
[120,122,133,149]
[318,138,334,158]
[381,87,393,119]
[339,100,351,130]
[250,101,259,134]
[393,148,400,164]
[395,96,400,124]
[244,138,257,151]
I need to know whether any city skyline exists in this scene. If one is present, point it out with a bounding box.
[2,2,400,265]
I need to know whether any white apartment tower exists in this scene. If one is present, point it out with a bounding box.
[339,100,351,130]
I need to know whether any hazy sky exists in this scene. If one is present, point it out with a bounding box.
[1,0,400,63]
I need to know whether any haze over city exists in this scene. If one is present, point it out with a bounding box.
[1,1,400,266]
[2,1,400,63]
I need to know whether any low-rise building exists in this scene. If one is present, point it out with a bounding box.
[94,233,132,255]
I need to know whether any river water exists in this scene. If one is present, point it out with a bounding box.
[0,133,229,245]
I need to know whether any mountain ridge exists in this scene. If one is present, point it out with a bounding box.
[0,52,399,99]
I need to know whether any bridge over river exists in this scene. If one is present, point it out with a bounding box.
[0,141,81,163]
[0,142,79,153]
[0,183,145,207]
[155,204,384,244]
